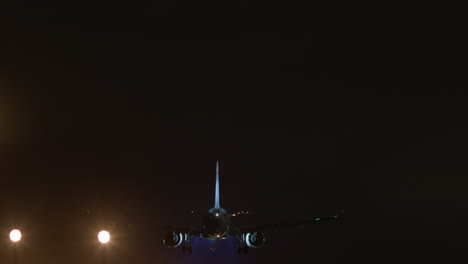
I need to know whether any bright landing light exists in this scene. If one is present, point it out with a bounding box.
[98,230,111,244]
[9,229,22,242]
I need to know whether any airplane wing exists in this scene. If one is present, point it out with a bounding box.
[229,210,256,216]
[234,211,343,234]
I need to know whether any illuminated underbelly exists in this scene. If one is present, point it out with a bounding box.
[203,231,229,239]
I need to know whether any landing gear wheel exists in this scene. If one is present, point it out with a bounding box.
[237,246,248,254]
[182,246,187,254]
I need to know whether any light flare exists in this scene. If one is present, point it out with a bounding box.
[9,229,21,242]
[98,230,111,244]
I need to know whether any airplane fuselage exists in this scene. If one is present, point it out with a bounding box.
[201,208,231,239]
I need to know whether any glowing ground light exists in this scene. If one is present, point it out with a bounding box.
[98,230,111,244]
[9,229,22,242]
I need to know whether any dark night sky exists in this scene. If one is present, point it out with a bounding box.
[0,1,467,263]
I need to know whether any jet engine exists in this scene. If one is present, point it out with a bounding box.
[163,232,183,247]
[245,232,266,248]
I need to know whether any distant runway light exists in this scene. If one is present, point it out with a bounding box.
[9,229,22,242]
[98,230,110,244]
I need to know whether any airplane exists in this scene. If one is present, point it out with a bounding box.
[162,161,342,254]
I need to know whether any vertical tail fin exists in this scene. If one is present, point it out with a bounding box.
[214,161,220,209]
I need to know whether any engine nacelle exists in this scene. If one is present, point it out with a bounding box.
[245,232,266,248]
[163,232,183,248]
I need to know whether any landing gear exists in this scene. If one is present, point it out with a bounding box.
[237,246,248,254]
[235,234,249,254]
[182,234,193,254]
[209,239,217,253]
[182,245,193,254]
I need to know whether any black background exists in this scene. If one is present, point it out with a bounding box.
[0,1,466,263]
